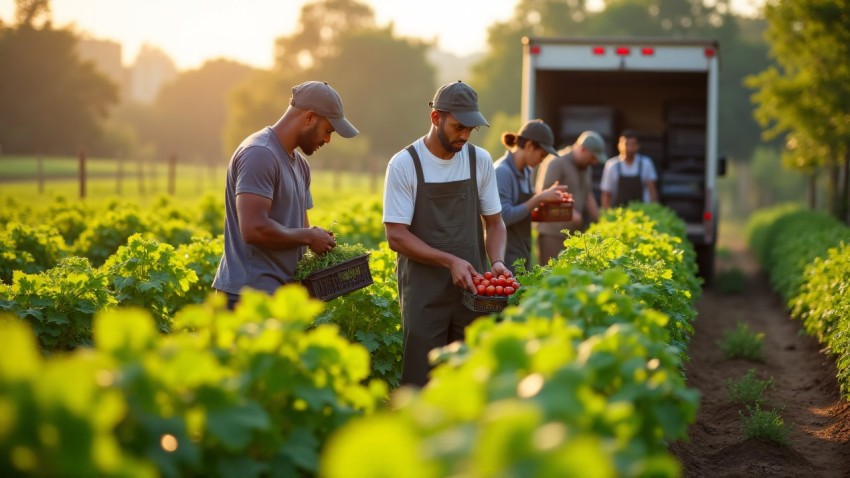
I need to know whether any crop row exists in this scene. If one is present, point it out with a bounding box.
[747,205,850,398]
[1,194,701,476]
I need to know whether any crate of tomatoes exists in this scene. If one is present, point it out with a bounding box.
[462,270,521,313]
[531,191,573,222]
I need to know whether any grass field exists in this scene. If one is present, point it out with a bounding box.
[0,154,384,205]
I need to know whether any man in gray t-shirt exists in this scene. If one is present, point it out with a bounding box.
[212,81,359,309]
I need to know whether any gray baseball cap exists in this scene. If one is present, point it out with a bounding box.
[576,130,607,163]
[429,80,489,128]
[290,81,359,138]
[518,119,558,156]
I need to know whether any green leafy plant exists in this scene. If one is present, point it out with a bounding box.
[740,404,791,446]
[727,369,773,405]
[719,322,764,361]
[294,242,368,280]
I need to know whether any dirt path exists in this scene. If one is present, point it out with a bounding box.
[670,235,850,477]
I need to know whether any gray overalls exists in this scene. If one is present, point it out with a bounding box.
[613,159,644,207]
[398,143,488,387]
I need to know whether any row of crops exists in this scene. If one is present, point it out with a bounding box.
[1,192,702,476]
[747,205,850,399]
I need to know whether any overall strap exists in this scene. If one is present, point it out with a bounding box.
[406,144,425,186]
[468,144,489,269]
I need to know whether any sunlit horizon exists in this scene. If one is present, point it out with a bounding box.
[0,0,763,71]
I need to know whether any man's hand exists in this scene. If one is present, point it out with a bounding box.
[449,257,479,293]
[306,226,336,254]
[491,260,511,279]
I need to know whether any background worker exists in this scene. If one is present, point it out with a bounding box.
[212,81,358,310]
[535,130,607,265]
[494,119,568,274]
[600,129,659,208]
[383,81,508,387]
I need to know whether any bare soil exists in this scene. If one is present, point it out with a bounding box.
[670,233,850,477]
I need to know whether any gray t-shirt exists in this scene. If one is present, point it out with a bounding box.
[213,127,314,295]
[535,147,591,238]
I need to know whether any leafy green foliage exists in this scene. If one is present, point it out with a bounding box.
[315,241,403,388]
[323,270,699,477]
[748,205,850,398]
[0,257,115,349]
[175,235,224,306]
[740,404,791,446]
[718,322,764,362]
[0,288,386,477]
[74,203,150,266]
[727,369,773,406]
[790,242,850,397]
[520,203,699,357]
[294,243,368,280]
[0,222,69,283]
[102,234,198,332]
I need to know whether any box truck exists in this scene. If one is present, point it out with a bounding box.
[521,36,725,284]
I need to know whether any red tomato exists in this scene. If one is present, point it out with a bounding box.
[504,286,515,295]
[481,279,490,288]
[472,276,481,286]
[484,271,493,280]
[485,285,495,296]
[499,278,508,287]
[477,284,486,295]
[495,285,504,296]
[531,208,540,221]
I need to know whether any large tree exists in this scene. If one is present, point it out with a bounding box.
[151,59,257,163]
[224,0,435,171]
[746,0,850,218]
[0,20,117,154]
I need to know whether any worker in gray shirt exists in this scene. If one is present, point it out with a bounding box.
[213,81,358,310]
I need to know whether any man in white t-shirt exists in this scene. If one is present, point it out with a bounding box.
[383,81,508,387]
[600,129,659,208]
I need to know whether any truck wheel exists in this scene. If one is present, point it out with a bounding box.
[695,243,716,288]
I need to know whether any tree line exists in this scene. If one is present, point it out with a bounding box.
[1,0,847,219]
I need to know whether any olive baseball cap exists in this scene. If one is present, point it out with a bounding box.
[429,80,489,128]
[519,119,558,156]
[576,130,607,163]
[290,81,359,138]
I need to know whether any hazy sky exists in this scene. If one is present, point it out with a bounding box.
[0,0,762,71]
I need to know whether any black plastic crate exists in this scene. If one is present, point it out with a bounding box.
[462,289,508,313]
[300,254,373,301]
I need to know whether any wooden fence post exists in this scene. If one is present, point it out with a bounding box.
[168,153,177,196]
[116,152,124,196]
[78,148,87,199]
[37,155,44,194]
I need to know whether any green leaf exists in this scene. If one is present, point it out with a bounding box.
[206,400,270,450]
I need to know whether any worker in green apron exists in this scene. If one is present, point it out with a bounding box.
[493,120,567,274]
[383,81,509,387]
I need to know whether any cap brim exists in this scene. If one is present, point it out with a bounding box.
[328,117,359,138]
[452,110,489,128]
[541,144,558,156]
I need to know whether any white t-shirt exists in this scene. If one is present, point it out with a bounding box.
[383,137,502,225]
[600,154,658,203]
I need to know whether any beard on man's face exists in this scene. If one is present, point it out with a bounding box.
[298,124,324,156]
[437,120,465,153]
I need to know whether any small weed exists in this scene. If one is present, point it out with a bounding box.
[718,322,764,361]
[740,404,791,446]
[714,267,747,294]
[727,369,773,405]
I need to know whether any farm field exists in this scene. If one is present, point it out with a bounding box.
[671,224,850,476]
[0,169,850,477]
